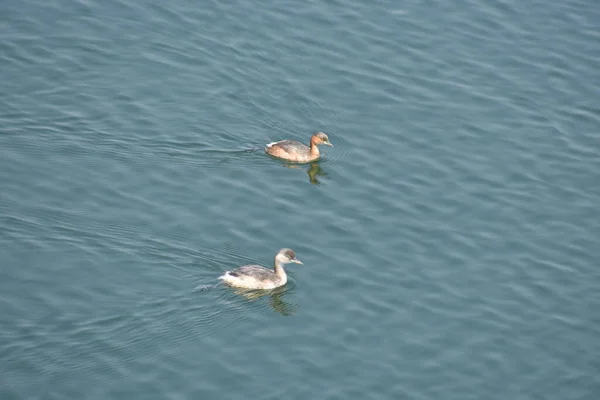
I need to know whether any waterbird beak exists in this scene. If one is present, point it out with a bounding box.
[326,142,333,147]
[292,259,303,265]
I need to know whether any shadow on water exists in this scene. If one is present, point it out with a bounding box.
[162,140,334,185]
[281,160,328,185]
[306,161,327,185]
[194,283,296,316]
[271,157,327,185]
[230,285,297,316]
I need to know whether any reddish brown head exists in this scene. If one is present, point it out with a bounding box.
[310,132,333,147]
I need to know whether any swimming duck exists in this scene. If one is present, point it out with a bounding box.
[219,248,303,290]
[265,132,333,163]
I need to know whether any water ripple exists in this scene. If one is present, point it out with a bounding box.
[2,0,600,398]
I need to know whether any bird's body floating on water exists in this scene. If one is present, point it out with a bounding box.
[219,248,303,290]
[265,132,333,163]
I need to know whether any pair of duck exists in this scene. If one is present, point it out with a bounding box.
[219,132,333,290]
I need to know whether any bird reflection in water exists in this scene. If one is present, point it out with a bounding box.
[282,161,328,185]
[230,285,296,316]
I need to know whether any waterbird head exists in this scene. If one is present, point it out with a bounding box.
[312,132,333,147]
[276,248,303,265]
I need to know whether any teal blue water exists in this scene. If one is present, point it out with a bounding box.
[2,0,600,398]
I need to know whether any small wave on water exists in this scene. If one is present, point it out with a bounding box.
[142,136,275,172]
[238,84,358,166]
[132,82,358,177]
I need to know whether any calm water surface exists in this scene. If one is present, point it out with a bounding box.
[1,0,599,399]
